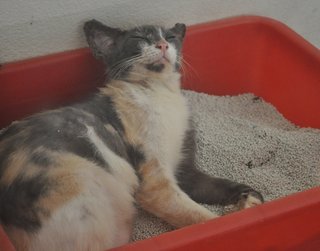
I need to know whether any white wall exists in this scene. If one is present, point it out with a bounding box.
[1,0,319,63]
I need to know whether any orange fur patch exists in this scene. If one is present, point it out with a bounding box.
[0,150,41,185]
[101,82,146,146]
[36,154,84,216]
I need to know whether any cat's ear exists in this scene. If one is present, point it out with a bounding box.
[83,19,124,59]
[170,23,186,40]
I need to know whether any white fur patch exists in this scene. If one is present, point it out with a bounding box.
[243,194,263,209]
[124,79,189,181]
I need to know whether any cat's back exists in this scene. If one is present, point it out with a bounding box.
[0,105,114,170]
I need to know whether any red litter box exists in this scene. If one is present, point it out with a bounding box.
[1,16,320,251]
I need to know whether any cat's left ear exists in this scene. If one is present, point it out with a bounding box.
[170,23,186,40]
[83,19,124,59]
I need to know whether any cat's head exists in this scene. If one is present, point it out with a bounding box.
[84,20,186,80]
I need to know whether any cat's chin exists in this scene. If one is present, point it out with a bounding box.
[145,62,166,72]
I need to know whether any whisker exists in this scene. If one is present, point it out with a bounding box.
[181,57,198,78]
[178,56,199,90]
[109,55,142,73]
[108,55,144,79]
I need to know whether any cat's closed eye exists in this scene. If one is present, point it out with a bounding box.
[129,35,150,43]
[165,35,176,41]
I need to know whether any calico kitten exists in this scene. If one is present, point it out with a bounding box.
[0,20,263,251]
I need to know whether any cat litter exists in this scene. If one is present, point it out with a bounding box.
[132,90,320,241]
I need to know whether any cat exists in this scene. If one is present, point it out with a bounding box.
[0,20,263,251]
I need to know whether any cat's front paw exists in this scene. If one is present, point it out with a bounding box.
[224,188,263,214]
[237,190,264,209]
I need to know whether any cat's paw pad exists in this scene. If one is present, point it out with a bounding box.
[238,190,264,209]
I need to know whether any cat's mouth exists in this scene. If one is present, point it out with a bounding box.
[150,53,171,66]
[153,57,169,65]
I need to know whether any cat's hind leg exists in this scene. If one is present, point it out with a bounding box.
[6,155,136,251]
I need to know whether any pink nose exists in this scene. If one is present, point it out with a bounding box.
[155,41,169,52]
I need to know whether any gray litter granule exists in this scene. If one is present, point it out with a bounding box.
[132,90,320,242]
